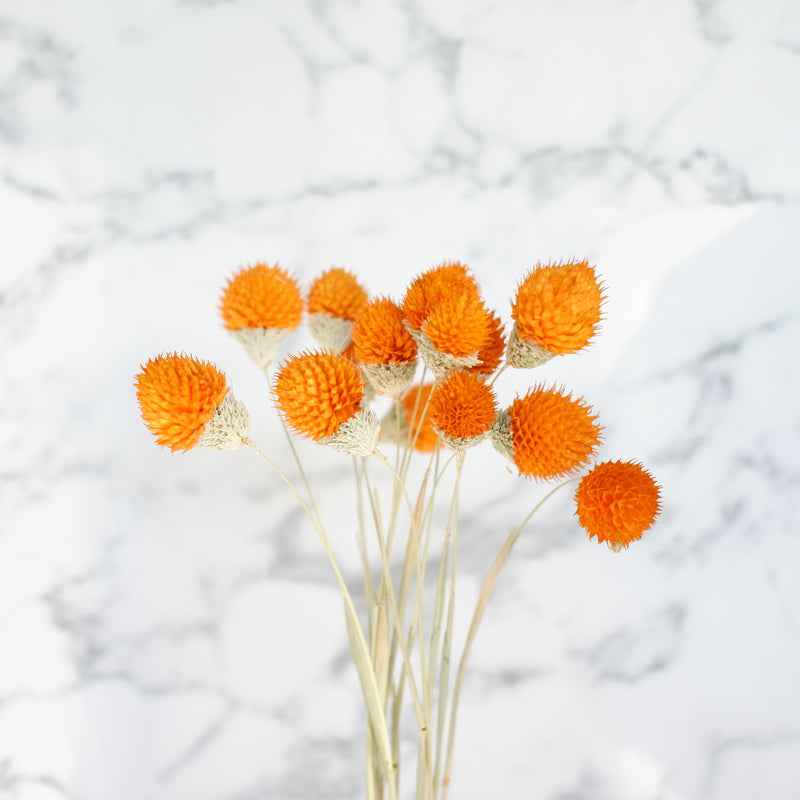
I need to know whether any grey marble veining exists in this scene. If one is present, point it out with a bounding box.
[1,1,799,798]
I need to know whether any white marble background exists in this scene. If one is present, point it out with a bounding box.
[2,0,799,798]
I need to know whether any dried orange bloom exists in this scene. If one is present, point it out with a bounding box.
[493,385,602,480]
[430,371,497,449]
[308,267,368,321]
[135,353,250,452]
[307,268,369,352]
[274,351,377,455]
[509,260,605,365]
[400,382,441,452]
[221,263,303,331]
[469,310,506,376]
[575,460,662,550]
[352,297,418,365]
[422,290,491,358]
[402,261,479,332]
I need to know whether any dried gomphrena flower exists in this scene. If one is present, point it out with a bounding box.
[274,350,379,456]
[307,267,369,352]
[351,297,418,397]
[492,384,602,480]
[575,460,662,550]
[220,263,304,370]
[135,353,251,452]
[508,260,605,368]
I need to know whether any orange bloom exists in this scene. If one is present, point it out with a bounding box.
[575,460,662,549]
[470,310,506,375]
[422,290,491,358]
[307,267,368,322]
[402,261,478,331]
[430,371,497,441]
[401,382,441,452]
[221,263,303,331]
[508,385,602,479]
[511,260,605,354]
[274,351,365,440]
[135,354,228,452]
[352,297,418,365]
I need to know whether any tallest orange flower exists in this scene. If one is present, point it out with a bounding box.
[220,263,304,369]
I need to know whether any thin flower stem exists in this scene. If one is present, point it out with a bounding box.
[432,452,464,792]
[439,477,580,800]
[247,441,397,799]
[353,457,377,631]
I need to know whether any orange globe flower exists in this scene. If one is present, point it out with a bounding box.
[308,267,368,321]
[499,385,602,480]
[135,353,249,452]
[401,382,441,452]
[430,371,497,446]
[352,297,418,365]
[422,290,491,358]
[274,351,365,441]
[511,260,605,356]
[402,261,478,332]
[575,460,662,549]
[220,263,303,331]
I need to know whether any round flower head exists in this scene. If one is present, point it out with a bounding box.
[135,353,250,452]
[430,371,497,450]
[220,263,304,369]
[509,260,605,367]
[492,385,602,480]
[352,297,418,397]
[274,350,378,455]
[469,310,506,376]
[402,261,478,332]
[307,268,369,352]
[422,290,491,359]
[575,460,662,550]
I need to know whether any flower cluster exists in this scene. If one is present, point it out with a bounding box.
[135,258,661,549]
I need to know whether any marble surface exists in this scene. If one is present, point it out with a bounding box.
[2,1,800,798]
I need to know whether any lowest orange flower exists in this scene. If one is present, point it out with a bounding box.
[575,460,662,549]
[135,353,250,452]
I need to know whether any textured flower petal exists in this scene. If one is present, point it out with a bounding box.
[511,260,604,355]
[135,354,229,452]
[402,261,478,331]
[307,267,368,321]
[221,263,303,331]
[274,351,365,440]
[508,385,602,479]
[352,297,418,365]
[430,371,497,441]
[575,460,662,548]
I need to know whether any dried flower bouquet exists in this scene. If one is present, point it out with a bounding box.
[135,259,661,800]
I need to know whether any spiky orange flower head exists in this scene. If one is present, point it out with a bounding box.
[470,310,506,375]
[135,353,228,452]
[274,350,365,440]
[575,460,662,549]
[430,371,497,440]
[401,382,441,452]
[307,267,368,322]
[352,297,418,365]
[422,290,492,358]
[402,261,479,331]
[220,263,303,331]
[511,260,605,354]
[509,385,602,479]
